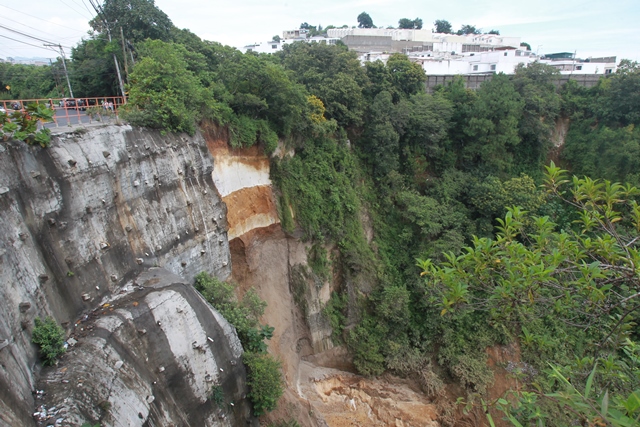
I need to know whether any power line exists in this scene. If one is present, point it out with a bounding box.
[0,5,89,32]
[0,15,87,41]
[0,34,59,53]
[0,24,71,48]
[58,0,94,20]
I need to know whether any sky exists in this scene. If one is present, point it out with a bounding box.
[1,0,638,62]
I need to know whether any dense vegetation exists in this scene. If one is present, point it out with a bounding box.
[194,272,283,416]
[9,1,640,424]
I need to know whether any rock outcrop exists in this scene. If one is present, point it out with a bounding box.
[0,125,244,426]
[34,268,252,427]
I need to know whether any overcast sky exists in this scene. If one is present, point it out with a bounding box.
[1,0,638,61]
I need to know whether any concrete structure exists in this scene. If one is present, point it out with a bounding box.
[374,48,616,76]
[328,28,521,54]
[424,73,605,93]
[412,49,539,75]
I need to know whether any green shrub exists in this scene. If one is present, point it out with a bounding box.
[209,384,224,407]
[243,352,284,416]
[32,317,66,366]
[194,272,273,353]
[323,291,347,342]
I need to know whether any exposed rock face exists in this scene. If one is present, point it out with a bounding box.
[203,131,334,361]
[0,126,238,425]
[34,268,253,427]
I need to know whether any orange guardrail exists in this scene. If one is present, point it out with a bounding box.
[0,96,127,128]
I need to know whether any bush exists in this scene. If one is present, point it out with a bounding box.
[209,384,224,407]
[194,272,273,353]
[32,317,66,366]
[243,352,284,416]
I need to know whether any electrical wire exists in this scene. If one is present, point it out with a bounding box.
[0,15,87,41]
[0,24,71,48]
[0,34,59,53]
[57,0,94,20]
[0,5,77,31]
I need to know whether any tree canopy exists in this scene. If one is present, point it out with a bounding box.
[398,18,423,29]
[357,12,374,28]
[89,0,174,42]
[433,19,453,34]
[457,24,482,35]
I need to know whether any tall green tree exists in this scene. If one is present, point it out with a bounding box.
[276,43,367,128]
[357,12,374,28]
[457,24,481,35]
[398,18,423,29]
[70,35,120,97]
[433,19,453,34]
[121,39,224,134]
[511,62,562,173]
[464,73,524,173]
[89,0,174,43]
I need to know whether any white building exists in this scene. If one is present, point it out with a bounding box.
[408,49,616,76]
[327,28,521,55]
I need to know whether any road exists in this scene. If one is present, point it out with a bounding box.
[44,106,118,128]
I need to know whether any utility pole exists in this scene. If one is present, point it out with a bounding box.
[108,29,126,99]
[45,44,74,98]
[120,26,128,80]
[87,0,126,101]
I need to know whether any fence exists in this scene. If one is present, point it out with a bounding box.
[0,96,127,128]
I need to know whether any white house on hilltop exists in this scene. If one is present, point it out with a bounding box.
[327,28,521,55]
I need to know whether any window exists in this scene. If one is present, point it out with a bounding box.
[504,52,508,56]
[605,69,613,74]
[272,44,277,49]
[575,65,582,70]
[473,65,478,71]
[490,64,496,71]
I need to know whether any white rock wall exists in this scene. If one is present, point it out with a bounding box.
[0,126,239,425]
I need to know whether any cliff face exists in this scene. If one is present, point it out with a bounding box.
[0,124,440,427]
[0,125,251,426]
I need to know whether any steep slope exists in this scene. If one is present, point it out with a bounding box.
[201,127,440,426]
[34,268,252,426]
[0,125,250,426]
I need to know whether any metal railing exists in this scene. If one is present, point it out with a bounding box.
[0,96,127,128]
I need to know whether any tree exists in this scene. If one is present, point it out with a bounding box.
[511,62,561,172]
[386,53,426,98]
[243,352,284,416]
[464,73,524,173]
[89,0,174,43]
[272,35,281,42]
[0,62,59,99]
[433,19,452,34]
[276,42,367,128]
[70,35,120,97]
[418,163,640,426]
[120,39,220,135]
[457,24,481,35]
[398,18,423,29]
[488,29,500,35]
[357,12,374,28]
[520,42,531,51]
